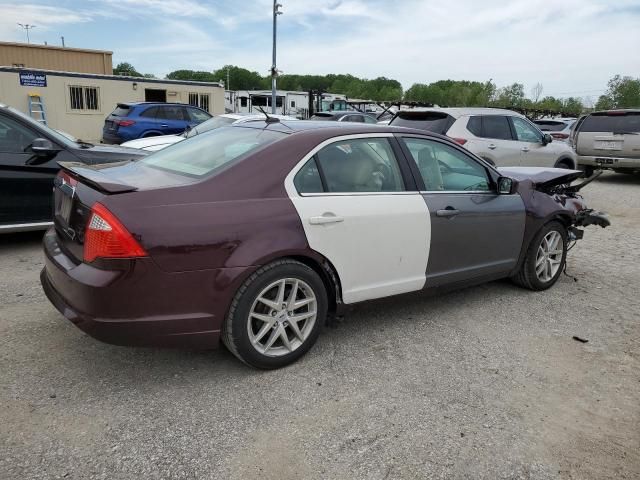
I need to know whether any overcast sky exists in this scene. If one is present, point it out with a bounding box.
[1,0,639,100]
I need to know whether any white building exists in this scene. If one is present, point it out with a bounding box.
[0,66,225,142]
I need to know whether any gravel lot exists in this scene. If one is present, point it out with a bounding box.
[1,171,639,480]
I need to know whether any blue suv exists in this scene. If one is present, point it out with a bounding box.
[102,102,212,144]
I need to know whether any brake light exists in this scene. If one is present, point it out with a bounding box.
[551,133,569,139]
[116,119,136,127]
[84,203,147,262]
[450,137,468,145]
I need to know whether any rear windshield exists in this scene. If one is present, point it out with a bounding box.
[390,112,453,134]
[580,112,640,133]
[309,113,334,120]
[185,115,236,138]
[111,105,131,117]
[141,126,286,177]
[534,121,567,131]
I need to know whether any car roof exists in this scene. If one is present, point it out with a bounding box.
[234,119,451,140]
[119,102,206,108]
[589,109,640,114]
[395,107,526,118]
[312,111,370,117]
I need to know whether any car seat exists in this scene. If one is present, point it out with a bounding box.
[417,147,444,191]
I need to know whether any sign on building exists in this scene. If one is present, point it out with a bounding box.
[19,71,47,87]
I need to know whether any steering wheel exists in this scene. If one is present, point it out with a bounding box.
[438,160,453,174]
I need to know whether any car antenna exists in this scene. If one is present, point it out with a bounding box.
[256,106,280,124]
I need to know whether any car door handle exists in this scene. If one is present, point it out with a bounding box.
[309,213,344,225]
[521,146,530,152]
[436,208,460,218]
[488,144,497,150]
[160,124,169,128]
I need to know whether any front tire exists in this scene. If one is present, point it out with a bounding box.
[222,260,327,369]
[512,221,568,291]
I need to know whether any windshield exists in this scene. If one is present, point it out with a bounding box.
[8,106,78,148]
[185,116,236,138]
[142,126,286,177]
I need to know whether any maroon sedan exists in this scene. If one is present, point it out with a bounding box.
[41,120,609,368]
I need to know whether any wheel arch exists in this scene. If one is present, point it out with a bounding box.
[249,251,344,316]
[554,156,576,169]
[141,130,163,138]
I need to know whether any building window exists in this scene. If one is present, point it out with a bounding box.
[199,94,210,113]
[291,100,296,108]
[188,92,210,112]
[240,97,248,108]
[69,85,99,111]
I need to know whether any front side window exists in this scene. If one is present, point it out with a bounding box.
[402,138,491,192]
[0,114,38,152]
[511,117,543,143]
[142,127,286,177]
[299,138,404,193]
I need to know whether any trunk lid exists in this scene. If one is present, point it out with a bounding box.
[54,160,196,262]
[576,110,640,158]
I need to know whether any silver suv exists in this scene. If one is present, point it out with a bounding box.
[390,108,576,168]
[572,110,640,175]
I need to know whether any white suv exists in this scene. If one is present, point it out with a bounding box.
[390,108,576,168]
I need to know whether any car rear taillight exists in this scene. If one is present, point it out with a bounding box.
[450,137,468,145]
[551,133,569,139]
[84,203,147,262]
[116,119,136,127]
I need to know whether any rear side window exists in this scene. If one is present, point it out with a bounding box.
[157,106,187,121]
[479,115,513,140]
[390,112,454,134]
[112,105,131,117]
[140,107,159,118]
[142,127,286,177]
[295,138,405,193]
[580,112,640,133]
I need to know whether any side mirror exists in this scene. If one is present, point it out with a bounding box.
[25,138,59,165]
[497,176,516,194]
[542,133,553,145]
[31,138,58,155]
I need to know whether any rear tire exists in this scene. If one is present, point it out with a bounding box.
[555,159,573,169]
[222,260,327,369]
[511,221,568,291]
[579,165,595,177]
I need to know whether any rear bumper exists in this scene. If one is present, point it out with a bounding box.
[101,131,123,144]
[578,155,640,170]
[40,229,247,349]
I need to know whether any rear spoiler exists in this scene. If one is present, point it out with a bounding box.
[58,161,138,194]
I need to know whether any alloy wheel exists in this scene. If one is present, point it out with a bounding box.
[247,278,317,357]
[535,230,564,283]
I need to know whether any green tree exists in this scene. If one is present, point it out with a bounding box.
[165,70,218,82]
[113,62,142,77]
[211,65,268,90]
[562,97,584,115]
[595,75,640,109]
[492,83,526,108]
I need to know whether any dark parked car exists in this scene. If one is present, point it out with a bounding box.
[0,104,147,233]
[309,110,378,123]
[41,121,609,368]
[102,102,212,144]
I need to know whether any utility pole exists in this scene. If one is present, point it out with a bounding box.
[61,36,65,48]
[271,1,283,114]
[17,24,36,44]
[227,66,230,91]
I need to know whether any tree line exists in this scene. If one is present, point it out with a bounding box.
[113,62,640,114]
